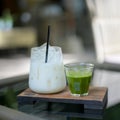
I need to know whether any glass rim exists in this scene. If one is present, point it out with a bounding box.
[64,62,94,68]
[31,46,61,51]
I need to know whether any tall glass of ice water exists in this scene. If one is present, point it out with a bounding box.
[29,43,66,93]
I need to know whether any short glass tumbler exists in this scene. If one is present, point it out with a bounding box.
[64,63,94,96]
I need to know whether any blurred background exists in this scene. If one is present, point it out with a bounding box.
[0,0,94,56]
[1,0,120,65]
[1,0,120,63]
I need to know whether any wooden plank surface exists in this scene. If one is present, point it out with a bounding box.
[17,87,108,119]
[18,87,107,105]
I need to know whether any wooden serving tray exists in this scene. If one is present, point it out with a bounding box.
[17,87,108,119]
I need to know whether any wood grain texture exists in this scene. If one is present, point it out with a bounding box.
[17,86,108,119]
[18,87,107,105]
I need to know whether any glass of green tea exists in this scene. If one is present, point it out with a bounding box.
[64,63,94,96]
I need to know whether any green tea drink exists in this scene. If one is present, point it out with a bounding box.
[66,72,92,95]
[64,63,94,96]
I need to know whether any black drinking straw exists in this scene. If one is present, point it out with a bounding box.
[45,25,50,63]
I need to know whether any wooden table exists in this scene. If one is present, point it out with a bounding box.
[17,87,108,119]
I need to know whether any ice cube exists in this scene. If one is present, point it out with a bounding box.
[31,43,63,63]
